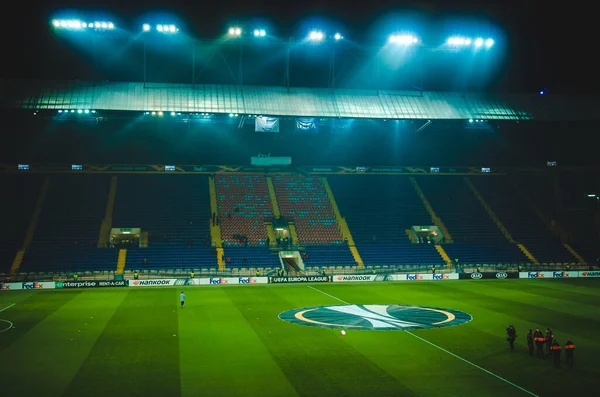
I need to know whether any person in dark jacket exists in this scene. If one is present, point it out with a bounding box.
[546,328,554,356]
[526,329,534,356]
[533,328,545,359]
[506,325,517,351]
[564,340,575,369]
[550,339,561,368]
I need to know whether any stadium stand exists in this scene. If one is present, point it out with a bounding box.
[301,244,357,270]
[221,246,280,269]
[0,175,43,274]
[113,174,215,270]
[19,175,115,272]
[113,174,211,246]
[472,177,576,263]
[416,176,527,264]
[214,174,279,271]
[273,175,342,245]
[215,174,273,246]
[525,173,599,262]
[125,247,217,272]
[328,175,442,266]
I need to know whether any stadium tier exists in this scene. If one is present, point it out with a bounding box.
[328,175,443,266]
[302,245,357,270]
[221,246,280,269]
[113,175,211,246]
[1,171,597,276]
[548,173,600,262]
[273,175,342,245]
[0,174,43,273]
[19,175,113,272]
[415,176,528,264]
[471,177,576,263]
[216,174,273,246]
[112,175,215,270]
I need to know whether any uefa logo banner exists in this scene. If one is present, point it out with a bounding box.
[279,304,472,331]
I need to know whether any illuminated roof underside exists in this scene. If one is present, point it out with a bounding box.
[1,79,598,120]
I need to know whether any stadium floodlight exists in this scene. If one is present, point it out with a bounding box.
[334,32,343,41]
[53,19,115,30]
[474,38,484,47]
[171,112,176,116]
[447,37,472,46]
[229,27,242,36]
[158,111,163,116]
[84,109,89,114]
[485,38,494,47]
[308,30,324,41]
[143,24,150,32]
[155,24,178,33]
[389,34,419,45]
[253,29,266,37]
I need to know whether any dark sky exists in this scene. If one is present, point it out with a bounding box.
[1,0,596,93]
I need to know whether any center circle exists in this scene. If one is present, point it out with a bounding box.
[0,319,14,333]
[278,304,472,331]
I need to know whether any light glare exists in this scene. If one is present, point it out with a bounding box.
[309,30,324,41]
[389,34,418,44]
[229,27,242,36]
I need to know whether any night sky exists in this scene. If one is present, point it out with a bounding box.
[1,0,596,94]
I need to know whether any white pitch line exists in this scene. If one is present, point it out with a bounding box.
[307,285,539,397]
[0,303,16,313]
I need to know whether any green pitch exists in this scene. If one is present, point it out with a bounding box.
[1,279,599,397]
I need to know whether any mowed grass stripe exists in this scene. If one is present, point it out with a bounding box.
[496,279,600,305]
[439,281,600,342]
[486,280,600,308]
[449,280,600,321]
[304,283,540,397]
[226,285,418,397]
[0,290,126,397]
[0,290,78,351]
[178,286,297,397]
[63,288,180,397]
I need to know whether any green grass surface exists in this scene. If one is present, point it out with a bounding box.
[1,279,599,397]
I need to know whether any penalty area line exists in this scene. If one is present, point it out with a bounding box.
[307,285,539,397]
[0,303,16,313]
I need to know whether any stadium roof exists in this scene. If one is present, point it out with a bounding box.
[1,79,599,120]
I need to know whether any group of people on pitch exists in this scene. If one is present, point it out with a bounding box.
[506,325,575,369]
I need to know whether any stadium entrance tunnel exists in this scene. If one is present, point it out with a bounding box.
[279,304,472,331]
